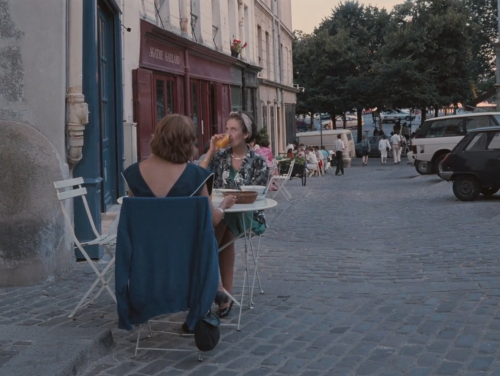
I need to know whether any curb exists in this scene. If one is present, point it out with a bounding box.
[0,325,114,376]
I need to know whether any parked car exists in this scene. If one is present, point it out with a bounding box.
[296,129,356,159]
[296,114,363,132]
[410,112,500,175]
[380,109,415,123]
[439,126,500,201]
[354,135,407,158]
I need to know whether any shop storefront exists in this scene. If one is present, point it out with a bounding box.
[135,21,260,160]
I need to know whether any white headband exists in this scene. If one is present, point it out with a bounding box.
[231,111,252,137]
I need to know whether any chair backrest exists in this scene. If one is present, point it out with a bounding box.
[284,159,296,179]
[53,177,100,239]
[116,197,219,332]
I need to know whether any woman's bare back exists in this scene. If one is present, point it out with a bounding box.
[138,156,187,197]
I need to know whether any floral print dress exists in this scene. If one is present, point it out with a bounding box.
[209,147,269,235]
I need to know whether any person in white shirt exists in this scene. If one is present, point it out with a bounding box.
[305,147,318,174]
[314,146,324,175]
[333,134,345,175]
[378,134,391,164]
[390,132,402,164]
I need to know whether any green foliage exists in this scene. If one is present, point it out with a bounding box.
[256,126,269,145]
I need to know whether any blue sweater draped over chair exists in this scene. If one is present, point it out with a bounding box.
[115,197,219,331]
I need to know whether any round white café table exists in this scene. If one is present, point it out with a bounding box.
[211,196,277,330]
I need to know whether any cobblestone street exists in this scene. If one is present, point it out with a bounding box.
[2,158,500,375]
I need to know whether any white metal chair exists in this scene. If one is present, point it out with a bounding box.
[54,177,117,318]
[267,159,295,201]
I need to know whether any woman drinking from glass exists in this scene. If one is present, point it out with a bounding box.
[200,111,269,317]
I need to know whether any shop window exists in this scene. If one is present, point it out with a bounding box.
[270,106,275,150]
[166,81,173,114]
[262,103,267,130]
[192,82,199,147]
[156,80,165,120]
[231,86,242,111]
[245,88,255,117]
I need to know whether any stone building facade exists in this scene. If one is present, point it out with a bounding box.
[0,0,296,287]
[254,0,298,154]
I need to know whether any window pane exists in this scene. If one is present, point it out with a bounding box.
[465,116,490,131]
[425,119,465,138]
[487,132,500,150]
[262,104,267,129]
[231,86,242,111]
[465,132,488,151]
[166,81,174,114]
[156,80,165,120]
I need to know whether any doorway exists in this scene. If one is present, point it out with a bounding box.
[97,1,119,210]
[191,80,213,154]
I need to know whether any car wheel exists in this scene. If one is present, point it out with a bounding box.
[453,175,481,201]
[433,153,447,174]
[415,160,433,175]
[405,116,411,121]
[480,187,499,196]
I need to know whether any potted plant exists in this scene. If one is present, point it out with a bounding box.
[230,39,247,58]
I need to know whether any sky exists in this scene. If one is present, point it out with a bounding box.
[291,0,403,33]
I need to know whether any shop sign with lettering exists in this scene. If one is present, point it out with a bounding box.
[141,37,185,73]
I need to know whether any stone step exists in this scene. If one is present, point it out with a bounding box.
[0,324,113,376]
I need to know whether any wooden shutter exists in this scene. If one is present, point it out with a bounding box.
[133,68,154,160]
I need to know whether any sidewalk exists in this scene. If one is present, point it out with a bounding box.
[2,159,500,375]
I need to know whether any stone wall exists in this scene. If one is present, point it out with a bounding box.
[0,0,72,286]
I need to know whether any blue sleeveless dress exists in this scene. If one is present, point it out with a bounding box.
[122,162,214,198]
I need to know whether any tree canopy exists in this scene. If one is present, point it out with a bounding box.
[293,0,498,125]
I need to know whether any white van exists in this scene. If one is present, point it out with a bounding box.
[411,112,500,174]
[296,129,356,160]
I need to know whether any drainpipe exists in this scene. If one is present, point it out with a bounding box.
[66,0,88,169]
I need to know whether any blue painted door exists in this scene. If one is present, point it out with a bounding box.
[97,4,117,210]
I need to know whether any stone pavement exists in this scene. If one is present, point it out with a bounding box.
[2,158,500,375]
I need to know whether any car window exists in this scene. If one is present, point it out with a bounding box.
[346,133,352,141]
[425,119,465,138]
[465,132,488,152]
[487,132,500,150]
[465,116,491,131]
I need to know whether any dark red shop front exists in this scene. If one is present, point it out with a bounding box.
[133,21,233,160]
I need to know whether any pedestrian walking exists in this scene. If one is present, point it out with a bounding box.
[378,134,391,164]
[390,132,402,164]
[334,134,345,175]
[360,135,371,166]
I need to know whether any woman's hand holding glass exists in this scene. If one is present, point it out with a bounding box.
[210,134,229,153]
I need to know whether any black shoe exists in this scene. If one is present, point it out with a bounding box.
[182,322,193,334]
[214,291,229,306]
[217,301,234,318]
